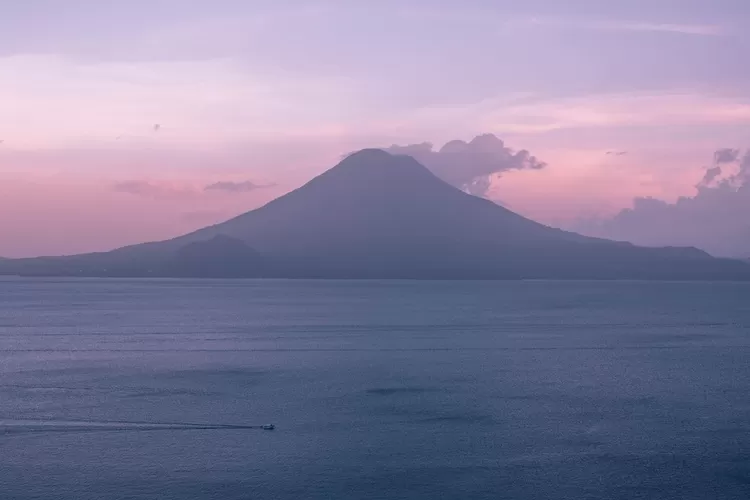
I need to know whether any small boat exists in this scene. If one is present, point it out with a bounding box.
[262,424,275,431]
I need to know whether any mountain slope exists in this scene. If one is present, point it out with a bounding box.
[2,149,750,279]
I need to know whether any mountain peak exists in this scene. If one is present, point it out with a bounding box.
[342,148,393,162]
[321,148,438,188]
[333,149,397,176]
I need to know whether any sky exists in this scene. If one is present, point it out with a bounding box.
[1,0,750,257]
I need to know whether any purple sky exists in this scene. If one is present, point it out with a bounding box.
[1,0,749,257]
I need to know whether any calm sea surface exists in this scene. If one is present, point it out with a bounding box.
[1,278,749,499]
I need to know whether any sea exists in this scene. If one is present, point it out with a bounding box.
[1,278,749,500]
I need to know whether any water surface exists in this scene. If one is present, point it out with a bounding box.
[1,278,749,499]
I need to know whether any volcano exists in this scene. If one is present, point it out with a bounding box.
[3,149,749,279]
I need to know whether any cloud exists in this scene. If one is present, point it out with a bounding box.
[112,181,196,199]
[204,180,272,193]
[699,166,723,187]
[607,22,725,36]
[577,149,750,257]
[714,148,740,164]
[114,179,272,198]
[485,93,750,134]
[526,18,726,36]
[385,134,546,197]
[0,54,367,150]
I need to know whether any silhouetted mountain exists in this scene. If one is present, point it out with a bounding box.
[2,149,750,279]
[0,235,265,278]
[164,235,264,278]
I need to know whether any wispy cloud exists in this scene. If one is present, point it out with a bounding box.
[617,23,725,36]
[112,181,196,199]
[114,179,273,199]
[0,54,365,149]
[381,91,750,143]
[527,18,726,36]
[204,180,274,193]
[395,6,727,37]
[481,92,750,133]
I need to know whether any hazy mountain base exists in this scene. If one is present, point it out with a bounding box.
[3,150,750,280]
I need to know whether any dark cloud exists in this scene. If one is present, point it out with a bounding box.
[575,149,750,257]
[698,165,722,187]
[696,165,722,188]
[606,151,628,156]
[713,148,740,164]
[204,181,271,193]
[385,134,546,197]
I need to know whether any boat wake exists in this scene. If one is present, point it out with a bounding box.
[0,418,275,434]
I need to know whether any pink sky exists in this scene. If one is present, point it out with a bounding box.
[2,1,750,257]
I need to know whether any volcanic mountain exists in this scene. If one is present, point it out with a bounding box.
[3,149,750,279]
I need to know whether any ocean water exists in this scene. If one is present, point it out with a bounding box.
[1,278,749,500]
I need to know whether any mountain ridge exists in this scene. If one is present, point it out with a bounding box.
[1,149,748,280]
